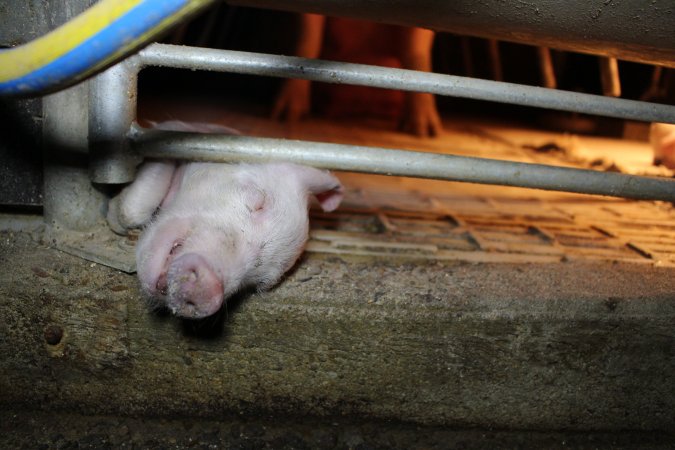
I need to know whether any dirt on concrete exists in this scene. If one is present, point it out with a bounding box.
[1,226,674,442]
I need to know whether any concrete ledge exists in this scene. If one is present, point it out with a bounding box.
[1,230,674,432]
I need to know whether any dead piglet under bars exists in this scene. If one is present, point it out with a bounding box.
[108,159,343,319]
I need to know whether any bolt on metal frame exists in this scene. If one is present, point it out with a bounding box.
[89,43,675,201]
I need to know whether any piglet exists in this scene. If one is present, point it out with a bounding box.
[650,122,675,170]
[107,123,343,318]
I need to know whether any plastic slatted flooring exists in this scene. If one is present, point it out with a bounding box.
[308,190,675,267]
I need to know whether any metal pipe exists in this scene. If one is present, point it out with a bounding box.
[138,44,675,125]
[88,59,142,183]
[132,131,675,202]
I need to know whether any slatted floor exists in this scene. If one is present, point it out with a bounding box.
[308,192,675,266]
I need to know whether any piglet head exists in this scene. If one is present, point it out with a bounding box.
[136,214,260,318]
[134,162,343,319]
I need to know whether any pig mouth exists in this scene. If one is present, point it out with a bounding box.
[153,242,225,318]
[155,239,184,296]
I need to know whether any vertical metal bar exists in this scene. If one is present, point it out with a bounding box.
[88,57,142,184]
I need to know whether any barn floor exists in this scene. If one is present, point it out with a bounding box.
[1,106,675,448]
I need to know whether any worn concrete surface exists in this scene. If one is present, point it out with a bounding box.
[1,227,674,437]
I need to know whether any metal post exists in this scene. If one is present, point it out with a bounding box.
[88,58,142,184]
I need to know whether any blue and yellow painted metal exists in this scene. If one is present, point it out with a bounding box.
[0,0,215,96]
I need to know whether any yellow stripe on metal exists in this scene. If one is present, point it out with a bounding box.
[0,0,143,82]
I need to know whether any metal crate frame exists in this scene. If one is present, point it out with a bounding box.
[48,42,675,271]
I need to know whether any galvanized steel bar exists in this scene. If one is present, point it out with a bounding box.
[89,58,142,183]
[132,131,675,202]
[138,43,675,124]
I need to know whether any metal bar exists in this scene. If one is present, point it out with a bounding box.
[138,43,675,125]
[88,58,142,183]
[132,131,675,202]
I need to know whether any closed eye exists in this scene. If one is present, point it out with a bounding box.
[245,185,267,213]
[170,240,183,255]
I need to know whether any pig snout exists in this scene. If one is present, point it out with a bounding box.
[164,253,224,318]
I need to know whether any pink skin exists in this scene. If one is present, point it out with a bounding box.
[109,152,343,319]
[650,123,675,170]
[165,253,224,317]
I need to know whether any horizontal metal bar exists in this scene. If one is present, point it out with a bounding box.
[132,131,675,202]
[138,43,675,124]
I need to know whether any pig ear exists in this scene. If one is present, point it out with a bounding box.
[291,164,344,212]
